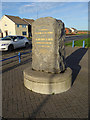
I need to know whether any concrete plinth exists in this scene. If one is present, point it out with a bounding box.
[24,66,72,94]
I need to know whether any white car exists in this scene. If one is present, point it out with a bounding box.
[0,35,30,51]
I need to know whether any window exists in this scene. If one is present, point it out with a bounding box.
[22,25,26,28]
[2,36,11,40]
[5,24,7,26]
[9,36,17,40]
[17,36,25,39]
[9,32,11,34]
[22,32,27,35]
[21,36,25,39]
[17,24,19,27]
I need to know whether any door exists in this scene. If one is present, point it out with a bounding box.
[5,31,8,36]
[28,25,31,37]
[1,33,3,38]
[13,36,20,49]
[16,36,25,48]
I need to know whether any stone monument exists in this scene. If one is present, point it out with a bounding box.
[24,17,72,94]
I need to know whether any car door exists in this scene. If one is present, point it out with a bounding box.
[17,36,25,48]
[19,36,25,47]
[12,36,20,49]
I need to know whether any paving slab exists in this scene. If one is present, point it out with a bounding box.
[1,46,88,119]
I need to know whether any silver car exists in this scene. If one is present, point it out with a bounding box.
[0,35,30,51]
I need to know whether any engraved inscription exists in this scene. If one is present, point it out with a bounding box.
[35,26,54,52]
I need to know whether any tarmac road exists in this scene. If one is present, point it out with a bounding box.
[1,45,32,59]
[0,34,88,58]
[65,34,88,43]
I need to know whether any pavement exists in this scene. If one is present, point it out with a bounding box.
[1,46,88,119]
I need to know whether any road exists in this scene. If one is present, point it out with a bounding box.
[1,44,32,58]
[0,34,88,58]
[65,34,88,43]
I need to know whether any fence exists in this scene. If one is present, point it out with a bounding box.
[0,40,86,63]
[72,40,85,48]
[0,50,32,63]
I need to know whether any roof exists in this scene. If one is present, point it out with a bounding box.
[71,28,77,31]
[65,28,69,29]
[5,15,28,25]
[23,18,34,25]
[65,28,71,30]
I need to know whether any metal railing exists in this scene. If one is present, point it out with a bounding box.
[0,40,86,63]
[72,40,85,48]
[0,50,32,63]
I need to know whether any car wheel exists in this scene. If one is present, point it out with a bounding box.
[8,45,14,51]
[25,42,29,48]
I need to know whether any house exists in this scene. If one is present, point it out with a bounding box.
[69,28,77,34]
[0,15,34,38]
[0,29,3,38]
[65,28,72,34]
[0,15,28,37]
[23,18,34,37]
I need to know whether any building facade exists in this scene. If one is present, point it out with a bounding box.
[69,28,77,34]
[0,15,34,38]
[23,18,34,37]
[65,28,72,34]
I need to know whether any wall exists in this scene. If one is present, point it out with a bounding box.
[0,15,15,37]
[65,28,72,34]
[65,28,69,34]
[15,24,28,37]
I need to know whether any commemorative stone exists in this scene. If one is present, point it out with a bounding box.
[32,17,66,73]
[24,17,72,94]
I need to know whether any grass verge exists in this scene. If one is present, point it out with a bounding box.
[27,37,32,41]
[65,38,90,48]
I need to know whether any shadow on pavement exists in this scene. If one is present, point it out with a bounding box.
[30,95,50,118]
[2,54,31,66]
[2,58,32,73]
[29,48,88,118]
[1,47,88,118]
[65,48,88,85]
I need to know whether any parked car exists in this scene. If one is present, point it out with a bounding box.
[0,35,30,51]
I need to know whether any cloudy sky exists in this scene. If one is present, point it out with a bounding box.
[0,0,89,30]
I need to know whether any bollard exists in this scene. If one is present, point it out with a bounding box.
[83,40,85,48]
[72,40,74,47]
[18,52,21,63]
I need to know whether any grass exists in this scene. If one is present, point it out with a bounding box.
[27,37,32,41]
[76,33,88,35]
[65,38,90,48]
[27,37,90,47]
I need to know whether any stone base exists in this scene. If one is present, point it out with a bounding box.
[23,66,72,94]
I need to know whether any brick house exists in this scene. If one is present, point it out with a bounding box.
[70,28,78,34]
[65,28,72,34]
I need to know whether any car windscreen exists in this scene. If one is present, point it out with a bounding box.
[9,36,17,40]
[2,36,18,40]
[2,36,11,40]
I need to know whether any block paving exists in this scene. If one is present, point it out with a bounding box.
[1,46,88,119]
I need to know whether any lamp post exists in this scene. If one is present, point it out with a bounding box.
[37,4,38,19]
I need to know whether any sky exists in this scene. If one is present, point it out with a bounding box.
[0,0,89,30]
